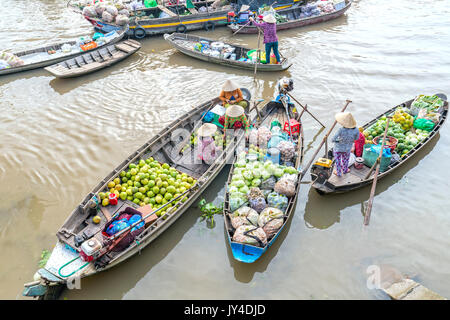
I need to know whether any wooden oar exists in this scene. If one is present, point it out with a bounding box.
[286,92,326,128]
[363,117,391,226]
[254,28,261,76]
[300,99,352,180]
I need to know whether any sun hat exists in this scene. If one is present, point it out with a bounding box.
[335,112,357,128]
[226,105,245,118]
[222,79,239,92]
[197,123,217,137]
[262,14,276,24]
[239,5,250,12]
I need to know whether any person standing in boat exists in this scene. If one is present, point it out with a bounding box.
[332,112,359,177]
[249,14,280,64]
[219,80,248,109]
[196,123,219,164]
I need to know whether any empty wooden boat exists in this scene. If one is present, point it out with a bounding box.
[45,39,141,78]
[310,94,448,194]
[224,98,304,263]
[164,33,292,72]
[0,27,127,76]
[23,89,259,299]
[228,0,352,34]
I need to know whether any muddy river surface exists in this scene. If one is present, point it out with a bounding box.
[1,0,449,299]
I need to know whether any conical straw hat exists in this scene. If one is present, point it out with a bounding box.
[226,105,245,118]
[197,123,217,137]
[263,14,276,24]
[239,5,250,12]
[335,112,357,128]
[222,79,239,92]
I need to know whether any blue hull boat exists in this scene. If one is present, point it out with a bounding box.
[224,99,304,263]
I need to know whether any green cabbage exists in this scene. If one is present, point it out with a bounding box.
[261,170,271,180]
[284,166,298,175]
[243,170,254,181]
[273,168,284,178]
[252,169,262,179]
[231,180,246,188]
[239,185,250,195]
[251,179,261,187]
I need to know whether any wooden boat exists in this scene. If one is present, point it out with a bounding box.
[310,94,448,195]
[0,27,127,76]
[164,33,292,72]
[23,90,258,299]
[44,39,141,78]
[223,99,304,263]
[228,0,352,34]
[69,0,302,38]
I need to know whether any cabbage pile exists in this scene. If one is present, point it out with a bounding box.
[227,150,299,245]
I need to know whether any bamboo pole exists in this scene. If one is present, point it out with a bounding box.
[286,92,326,128]
[363,117,391,226]
[300,99,352,180]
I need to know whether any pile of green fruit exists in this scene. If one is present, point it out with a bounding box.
[99,158,196,218]
[363,115,406,144]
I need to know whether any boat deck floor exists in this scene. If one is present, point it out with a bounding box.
[328,163,374,186]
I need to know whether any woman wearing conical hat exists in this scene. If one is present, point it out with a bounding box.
[223,104,250,136]
[196,123,219,164]
[332,112,359,177]
[249,14,280,64]
[219,79,248,109]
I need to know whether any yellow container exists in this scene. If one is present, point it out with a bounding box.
[314,158,332,168]
[270,53,277,64]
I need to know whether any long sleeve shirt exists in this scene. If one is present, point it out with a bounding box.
[332,127,360,153]
[223,114,250,135]
[252,21,278,44]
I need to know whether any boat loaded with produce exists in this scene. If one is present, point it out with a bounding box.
[68,0,303,38]
[228,0,352,34]
[23,89,257,299]
[310,94,448,195]
[164,33,292,71]
[224,79,304,263]
[0,27,127,76]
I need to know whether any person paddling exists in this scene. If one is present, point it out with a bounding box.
[249,14,280,64]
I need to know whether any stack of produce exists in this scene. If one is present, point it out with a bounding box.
[82,0,139,25]
[363,95,443,158]
[100,158,196,219]
[227,150,298,246]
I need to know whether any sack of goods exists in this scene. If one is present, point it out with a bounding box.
[232,225,268,246]
[115,14,129,25]
[0,51,24,68]
[228,148,299,246]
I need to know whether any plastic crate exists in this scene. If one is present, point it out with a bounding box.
[362,144,391,172]
[334,1,346,11]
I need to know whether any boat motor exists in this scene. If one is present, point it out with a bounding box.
[310,158,333,185]
[80,238,103,262]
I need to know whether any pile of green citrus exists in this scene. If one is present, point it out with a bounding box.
[98,157,196,218]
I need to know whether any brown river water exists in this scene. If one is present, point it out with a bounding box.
[1,0,449,299]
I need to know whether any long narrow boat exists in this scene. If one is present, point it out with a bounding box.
[228,0,352,34]
[69,0,302,38]
[310,94,448,194]
[23,90,258,299]
[45,39,141,78]
[0,27,127,76]
[164,33,292,72]
[223,99,304,263]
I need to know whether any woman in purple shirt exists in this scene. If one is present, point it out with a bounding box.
[249,14,280,64]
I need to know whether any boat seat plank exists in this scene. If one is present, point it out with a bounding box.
[115,43,135,54]
[157,5,177,17]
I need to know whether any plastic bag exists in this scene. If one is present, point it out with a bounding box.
[95,3,107,16]
[258,207,284,227]
[277,140,296,162]
[417,108,440,124]
[102,10,114,23]
[267,192,288,211]
[115,14,129,25]
[249,197,267,213]
[274,177,296,197]
[83,6,98,18]
[232,225,267,247]
[370,144,391,157]
[128,214,144,232]
[106,218,129,236]
[263,218,283,239]
[413,118,435,131]
[257,126,272,148]
[248,128,259,146]
[229,194,248,212]
[0,60,9,70]
[229,206,259,228]
[105,5,119,16]
[260,176,276,190]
